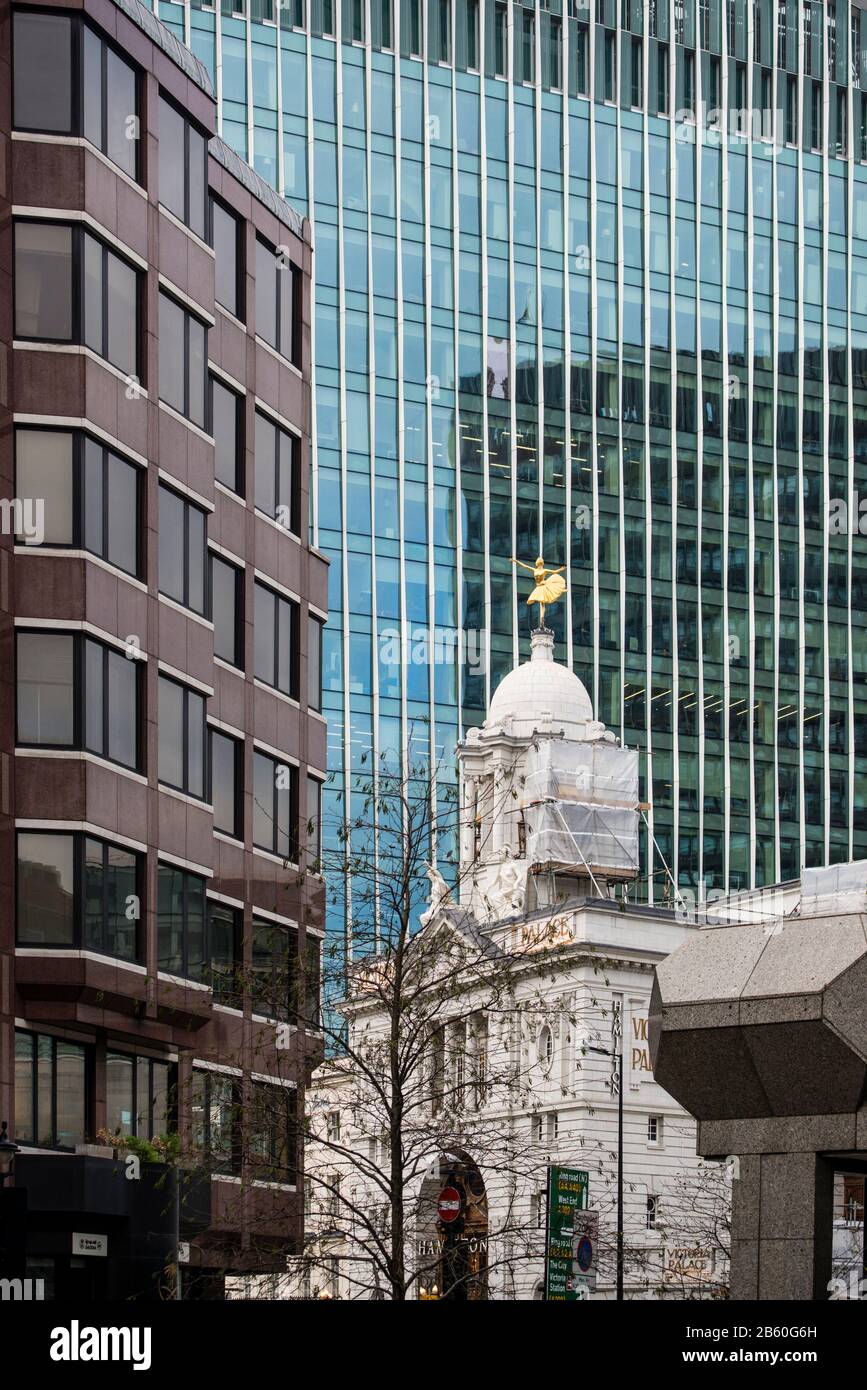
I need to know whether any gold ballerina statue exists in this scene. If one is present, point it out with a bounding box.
[511,555,567,629]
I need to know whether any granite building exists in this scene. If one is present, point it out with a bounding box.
[150,0,867,939]
[0,0,327,1298]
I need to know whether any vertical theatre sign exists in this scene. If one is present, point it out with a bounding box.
[544,1166,589,1300]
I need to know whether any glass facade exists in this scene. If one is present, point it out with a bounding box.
[154,0,867,914]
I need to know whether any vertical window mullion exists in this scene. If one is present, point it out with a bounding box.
[100,839,109,956]
[101,446,110,561]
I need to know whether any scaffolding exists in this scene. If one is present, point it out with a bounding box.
[523,738,640,881]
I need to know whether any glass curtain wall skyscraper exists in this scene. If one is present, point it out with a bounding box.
[153,0,867,924]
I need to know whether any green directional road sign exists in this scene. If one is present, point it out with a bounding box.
[544,1166,589,1301]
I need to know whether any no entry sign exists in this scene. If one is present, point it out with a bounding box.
[437,1186,462,1223]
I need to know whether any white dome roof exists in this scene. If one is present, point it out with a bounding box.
[487,630,594,738]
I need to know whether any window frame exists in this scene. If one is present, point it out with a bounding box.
[250,1080,298,1185]
[158,482,209,617]
[15,1028,92,1151]
[12,12,141,182]
[208,193,244,320]
[157,861,207,980]
[158,92,207,239]
[208,373,245,495]
[210,550,244,667]
[13,218,141,378]
[15,628,141,771]
[191,1067,241,1175]
[16,828,141,960]
[106,1051,175,1139]
[157,674,208,800]
[210,725,243,839]
[254,409,301,533]
[205,899,243,1005]
[252,748,299,861]
[254,578,300,700]
[255,234,298,363]
[158,290,208,429]
[14,425,143,578]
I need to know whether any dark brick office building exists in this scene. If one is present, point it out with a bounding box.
[0,0,327,1298]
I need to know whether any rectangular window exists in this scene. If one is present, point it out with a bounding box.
[253,748,299,859]
[658,43,670,113]
[158,863,206,980]
[811,79,823,150]
[210,553,243,666]
[785,73,798,143]
[209,375,243,493]
[647,1114,664,1143]
[14,221,140,378]
[522,10,536,82]
[15,1030,89,1150]
[646,1195,659,1229]
[16,631,139,770]
[210,728,242,838]
[254,410,300,531]
[158,292,207,429]
[631,36,643,105]
[466,0,479,68]
[158,675,207,799]
[548,16,562,87]
[250,1082,298,1183]
[209,196,242,319]
[106,1053,173,1139]
[17,830,140,960]
[255,236,297,362]
[158,95,207,239]
[159,484,207,616]
[402,0,422,54]
[494,1,508,75]
[254,580,300,699]
[206,901,242,1004]
[191,1068,239,1174]
[13,13,140,180]
[251,918,298,1020]
[308,613,324,711]
[439,0,452,62]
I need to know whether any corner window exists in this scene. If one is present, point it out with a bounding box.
[158,95,207,238]
[253,749,298,860]
[157,862,206,979]
[159,292,207,429]
[106,1053,173,1139]
[255,235,298,362]
[210,553,243,666]
[15,1030,89,1150]
[209,196,242,319]
[210,728,242,838]
[17,830,140,961]
[158,675,207,799]
[209,375,244,493]
[254,410,299,531]
[14,428,141,576]
[16,630,140,770]
[14,220,140,378]
[13,13,140,180]
[159,484,207,616]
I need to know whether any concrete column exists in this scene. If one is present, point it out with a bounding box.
[730,1151,834,1300]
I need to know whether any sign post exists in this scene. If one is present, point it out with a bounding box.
[544,1165,589,1300]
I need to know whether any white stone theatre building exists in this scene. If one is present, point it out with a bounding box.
[299,634,731,1300]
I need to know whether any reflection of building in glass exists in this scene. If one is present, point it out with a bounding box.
[157,0,867,939]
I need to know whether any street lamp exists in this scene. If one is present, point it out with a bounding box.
[588,1046,623,1301]
[0,1122,19,1186]
[419,1284,439,1301]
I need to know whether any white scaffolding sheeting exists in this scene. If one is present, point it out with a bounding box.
[524,739,640,877]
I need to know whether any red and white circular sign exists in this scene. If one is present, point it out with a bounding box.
[437,1186,462,1223]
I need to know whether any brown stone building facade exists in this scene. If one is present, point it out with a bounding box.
[0,0,327,1298]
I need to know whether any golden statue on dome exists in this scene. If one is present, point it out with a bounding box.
[510,555,567,629]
